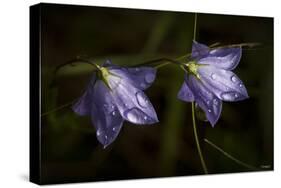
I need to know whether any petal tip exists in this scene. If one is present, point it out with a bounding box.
[210,121,216,127]
[209,117,219,127]
[102,144,110,149]
[152,116,159,124]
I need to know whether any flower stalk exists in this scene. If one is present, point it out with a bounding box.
[204,138,260,171]
[192,102,208,174]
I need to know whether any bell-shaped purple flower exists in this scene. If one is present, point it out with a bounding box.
[72,60,158,147]
[178,41,249,126]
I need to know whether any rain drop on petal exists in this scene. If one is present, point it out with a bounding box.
[211,73,216,80]
[213,98,218,105]
[231,75,237,82]
[145,73,155,83]
[136,91,149,108]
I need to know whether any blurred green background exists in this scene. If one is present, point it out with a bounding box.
[40,3,273,184]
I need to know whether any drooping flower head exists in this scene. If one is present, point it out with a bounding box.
[72,60,158,147]
[178,41,249,126]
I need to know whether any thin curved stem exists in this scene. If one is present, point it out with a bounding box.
[193,13,197,41]
[132,58,184,68]
[192,102,208,174]
[155,62,170,69]
[204,139,260,171]
[54,57,99,76]
[41,100,74,117]
[175,52,192,61]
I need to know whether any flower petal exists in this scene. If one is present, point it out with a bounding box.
[91,80,124,147]
[187,75,222,126]
[102,59,119,68]
[109,66,157,90]
[197,66,249,101]
[108,75,158,125]
[177,78,195,102]
[72,74,96,116]
[191,41,210,60]
[198,47,242,70]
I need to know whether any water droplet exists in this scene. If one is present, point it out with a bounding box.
[235,93,238,98]
[105,135,108,140]
[124,108,139,122]
[220,92,237,101]
[206,100,210,105]
[231,75,237,82]
[136,91,149,108]
[112,127,118,132]
[112,111,116,116]
[125,111,136,122]
[239,83,243,88]
[206,90,211,95]
[210,49,218,54]
[123,108,151,123]
[213,99,218,105]
[211,73,216,80]
[97,130,101,136]
[208,109,212,113]
[104,104,117,114]
[145,73,155,83]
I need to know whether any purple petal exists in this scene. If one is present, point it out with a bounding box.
[103,59,112,66]
[187,75,222,126]
[102,59,119,68]
[107,74,158,125]
[72,73,96,116]
[197,66,249,102]
[198,47,242,70]
[109,67,157,90]
[177,78,195,102]
[191,41,210,60]
[90,80,124,147]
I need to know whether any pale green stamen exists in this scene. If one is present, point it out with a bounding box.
[96,66,111,89]
[185,61,201,79]
[97,66,122,91]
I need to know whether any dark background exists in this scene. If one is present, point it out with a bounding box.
[40,3,273,184]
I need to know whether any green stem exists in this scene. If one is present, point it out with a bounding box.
[193,13,197,41]
[133,58,183,68]
[191,102,208,174]
[41,101,74,117]
[54,57,99,76]
[204,138,260,171]
[155,62,170,69]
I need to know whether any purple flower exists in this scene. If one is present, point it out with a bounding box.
[178,41,249,126]
[72,60,158,147]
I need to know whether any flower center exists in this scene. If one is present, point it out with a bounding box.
[96,65,111,89]
[185,61,201,79]
[96,66,121,90]
[100,67,110,80]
